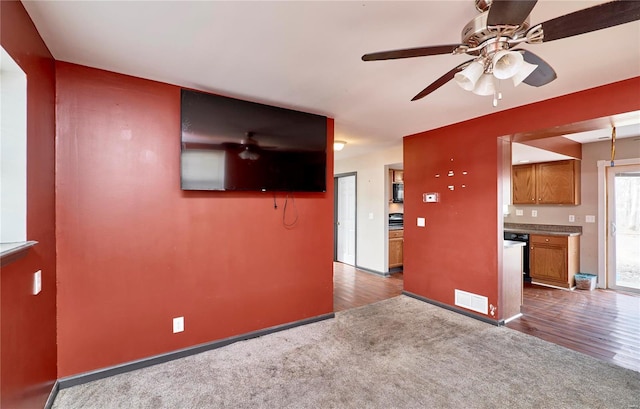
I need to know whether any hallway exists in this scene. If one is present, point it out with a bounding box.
[333,262,403,312]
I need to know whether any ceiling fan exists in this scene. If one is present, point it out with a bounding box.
[362,0,640,105]
[237,132,262,160]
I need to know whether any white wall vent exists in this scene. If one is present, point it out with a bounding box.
[454,289,488,315]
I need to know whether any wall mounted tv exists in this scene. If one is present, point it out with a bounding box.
[180,89,327,192]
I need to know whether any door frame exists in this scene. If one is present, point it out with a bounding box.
[334,172,357,265]
[597,158,640,288]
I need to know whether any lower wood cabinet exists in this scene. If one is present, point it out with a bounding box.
[389,229,403,269]
[530,234,580,289]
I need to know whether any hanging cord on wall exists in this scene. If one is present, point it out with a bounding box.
[283,193,298,228]
[273,192,278,209]
[610,126,616,167]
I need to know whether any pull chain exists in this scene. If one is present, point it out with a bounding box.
[610,126,616,167]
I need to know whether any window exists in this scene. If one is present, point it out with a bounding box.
[1,46,28,256]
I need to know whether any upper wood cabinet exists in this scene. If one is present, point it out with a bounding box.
[512,164,536,204]
[512,159,581,205]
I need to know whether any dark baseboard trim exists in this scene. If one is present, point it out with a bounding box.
[355,265,389,277]
[402,291,500,326]
[388,266,403,274]
[44,380,59,409]
[57,312,334,390]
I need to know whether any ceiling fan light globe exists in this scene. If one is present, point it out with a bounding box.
[512,61,538,87]
[454,61,484,91]
[492,50,524,80]
[472,74,496,96]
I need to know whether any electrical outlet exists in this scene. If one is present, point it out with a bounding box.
[569,215,575,222]
[173,317,184,333]
[33,270,42,295]
[531,210,538,217]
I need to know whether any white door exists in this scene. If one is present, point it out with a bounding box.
[607,164,640,292]
[336,174,356,265]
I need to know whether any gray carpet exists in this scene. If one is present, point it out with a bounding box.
[53,295,640,408]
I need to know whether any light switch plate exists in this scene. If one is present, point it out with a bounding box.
[173,317,184,333]
[586,215,596,223]
[515,209,523,216]
[33,270,42,295]
[417,217,426,227]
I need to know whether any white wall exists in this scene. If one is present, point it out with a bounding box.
[335,143,403,274]
[504,137,640,276]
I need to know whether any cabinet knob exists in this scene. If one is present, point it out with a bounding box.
[545,238,549,242]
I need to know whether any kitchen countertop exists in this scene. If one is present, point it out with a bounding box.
[504,240,526,248]
[504,223,582,236]
[389,225,404,231]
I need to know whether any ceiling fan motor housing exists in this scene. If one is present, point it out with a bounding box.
[475,0,493,13]
[461,12,530,54]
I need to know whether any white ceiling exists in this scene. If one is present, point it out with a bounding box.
[22,0,640,160]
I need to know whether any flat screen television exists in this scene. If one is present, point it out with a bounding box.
[180,89,327,192]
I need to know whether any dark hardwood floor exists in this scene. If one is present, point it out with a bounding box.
[333,264,639,372]
[507,283,640,373]
[333,262,403,312]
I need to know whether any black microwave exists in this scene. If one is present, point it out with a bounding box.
[392,183,404,203]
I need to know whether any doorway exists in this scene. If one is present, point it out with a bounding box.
[606,163,640,292]
[334,173,356,266]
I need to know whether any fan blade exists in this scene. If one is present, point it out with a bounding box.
[411,60,474,101]
[520,50,557,87]
[362,45,460,61]
[538,0,640,43]
[487,0,537,26]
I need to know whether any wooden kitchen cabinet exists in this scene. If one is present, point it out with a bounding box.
[512,159,580,205]
[512,164,536,204]
[389,229,403,269]
[530,234,579,289]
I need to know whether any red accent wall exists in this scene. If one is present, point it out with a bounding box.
[403,77,640,319]
[55,62,334,377]
[404,131,502,313]
[0,1,58,408]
